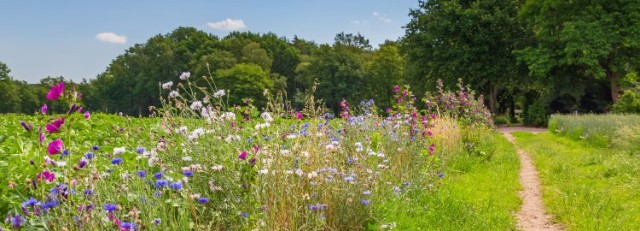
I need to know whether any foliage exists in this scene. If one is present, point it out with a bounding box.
[422,79,493,127]
[611,83,640,113]
[493,115,511,126]
[515,132,640,230]
[523,99,550,127]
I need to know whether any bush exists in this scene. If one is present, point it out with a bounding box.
[612,85,640,113]
[524,100,549,127]
[422,79,493,127]
[493,114,511,126]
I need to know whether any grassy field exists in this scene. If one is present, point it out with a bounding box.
[375,132,521,230]
[514,132,640,230]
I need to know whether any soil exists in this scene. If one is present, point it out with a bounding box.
[498,126,563,231]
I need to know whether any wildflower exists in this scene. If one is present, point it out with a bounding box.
[47,139,64,155]
[84,152,95,159]
[238,151,247,160]
[295,111,304,119]
[46,117,65,133]
[169,182,183,191]
[168,90,180,98]
[258,169,269,175]
[20,121,32,132]
[68,103,77,114]
[135,147,145,154]
[41,104,48,114]
[179,71,191,80]
[84,111,91,119]
[104,204,117,212]
[39,133,45,144]
[46,82,65,100]
[113,147,125,155]
[137,170,146,178]
[393,85,400,93]
[260,112,273,122]
[363,190,371,196]
[437,173,445,178]
[78,159,88,168]
[92,145,99,151]
[9,213,25,228]
[42,200,59,210]
[153,218,161,226]
[121,222,136,231]
[307,171,318,179]
[190,101,203,110]
[155,180,168,188]
[161,81,173,89]
[21,198,40,207]
[240,212,248,218]
[111,158,123,165]
[211,165,224,171]
[295,169,304,177]
[213,89,226,98]
[154,172,163,179]
[361,199,370,206]
[84,189,94,197]
[182,171,193,177]
[197,197,209,204]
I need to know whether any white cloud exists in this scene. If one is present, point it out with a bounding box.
[96,32,127,44]
[207,18,247,31]
[372,11,391,23]
[351,20,369,25]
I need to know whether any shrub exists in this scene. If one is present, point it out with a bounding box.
[524,99,549,127]
[612,85,640,113]
[493,114,511,126]
[422,79,493,127]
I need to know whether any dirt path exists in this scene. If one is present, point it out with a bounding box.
[497,126,563,231]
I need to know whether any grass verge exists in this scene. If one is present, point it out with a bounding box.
[373,132,520,230]
[514,132,640,230]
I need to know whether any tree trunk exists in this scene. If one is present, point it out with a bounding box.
[608,71,619,103]
[488,84,499,115]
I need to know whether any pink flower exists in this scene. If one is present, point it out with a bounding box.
[238,151,247,160]
[45,117,65,133]
[39,133,45,144]
[84,111,91,119]
[294,112,303,120]
[46,82,65,100]
[41,104,48,115]
[393,85,400,93]
[47,139,64,155]
[37,170,56,182]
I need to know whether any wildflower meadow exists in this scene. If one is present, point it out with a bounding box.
[0,71,504,230]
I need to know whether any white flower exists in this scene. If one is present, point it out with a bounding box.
[179,71,191,80]
[355,142,363,152]
[255,123,270,130]
[213,89,226,98]
[182,156,192,161]
[258,169,269,175]
[260,112,273,122]
[211,165,224,171]
[190,101,203,111]
[113,147,125,155]
[162,81,173,89]
[307,171,318,179]
[295,169,304,177]
[169,91,179,98]
[189,128,205,140]
[222,112,236,121]
[56,161,67,167]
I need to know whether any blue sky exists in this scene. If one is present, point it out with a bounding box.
[0,0,418,83]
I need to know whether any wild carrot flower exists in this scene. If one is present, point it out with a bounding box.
[46,82,65,100]
[47,139,64,155]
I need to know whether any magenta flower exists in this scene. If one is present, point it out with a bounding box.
[46,117,65,133]
[20,121,32,132]
[47,139,64,155]
[39,133,45,144]
[84,111,91,119]
[46,82,65,100]
[67,103,77,114]
[41,104,48,115]
[294,111,303,120]
[393,85,400,93]
[238,151,247,160]
[37,170,56,182]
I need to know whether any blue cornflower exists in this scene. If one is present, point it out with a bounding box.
[437,173,445,178]
[135,146,146,154]
[154,172,163,179]
[155,180,168,188]
[10,213,25,228]
[240,212,248,218]
[42,200,59,210]
[62,149,69,156]
[197,197,209,203]
[111,157,123,165]
[153,218,161,226]
[361,199,371,206]
[182,171,193,177]
[121,222,136,230]
[22,198,40,207]
[104,204,117,212]
[92,145,99,151]
[84,189,94,197]
[84,152,95,159]
[137,170,147,178]
[153,190,162,198]
[169,182,183,191]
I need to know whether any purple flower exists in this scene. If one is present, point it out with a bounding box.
[21,198,40,207]
[121,222,136,231]
[111,157,123,165]
[238,150,247,160]
[84,189,94,197]
[37,170,56,182]
[68,103,77,114]
[84,111,91,119]
[393,85,400,93]
[92,145,99,151]
[169,182,183,191]
[197,197,209,203]
[135,147,146,154]
[19,121,33,132]
[10,213,25,228]
[155,180,168,188]
[240,212,248,218]
[46,82,64,100]
[78,159,88,168]
[39,133,45,144]
[46,117,65,133]
[153,218,161,226]
[182,171,193,177]
[41,104,48,114]
[137,170,146,178]
[360,199,370,206]
[84,152,95,159]
[154,172,163,179]
[437,173,445,178]
[104,204,117,212]
[42,200,59,210]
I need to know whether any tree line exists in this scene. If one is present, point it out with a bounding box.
[1,0,638,125]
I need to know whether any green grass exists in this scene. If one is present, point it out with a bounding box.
[514,132,640,230]
[548,114,640,147]
[374,132,521,230]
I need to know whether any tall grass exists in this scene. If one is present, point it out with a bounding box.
[548,114,640,147]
